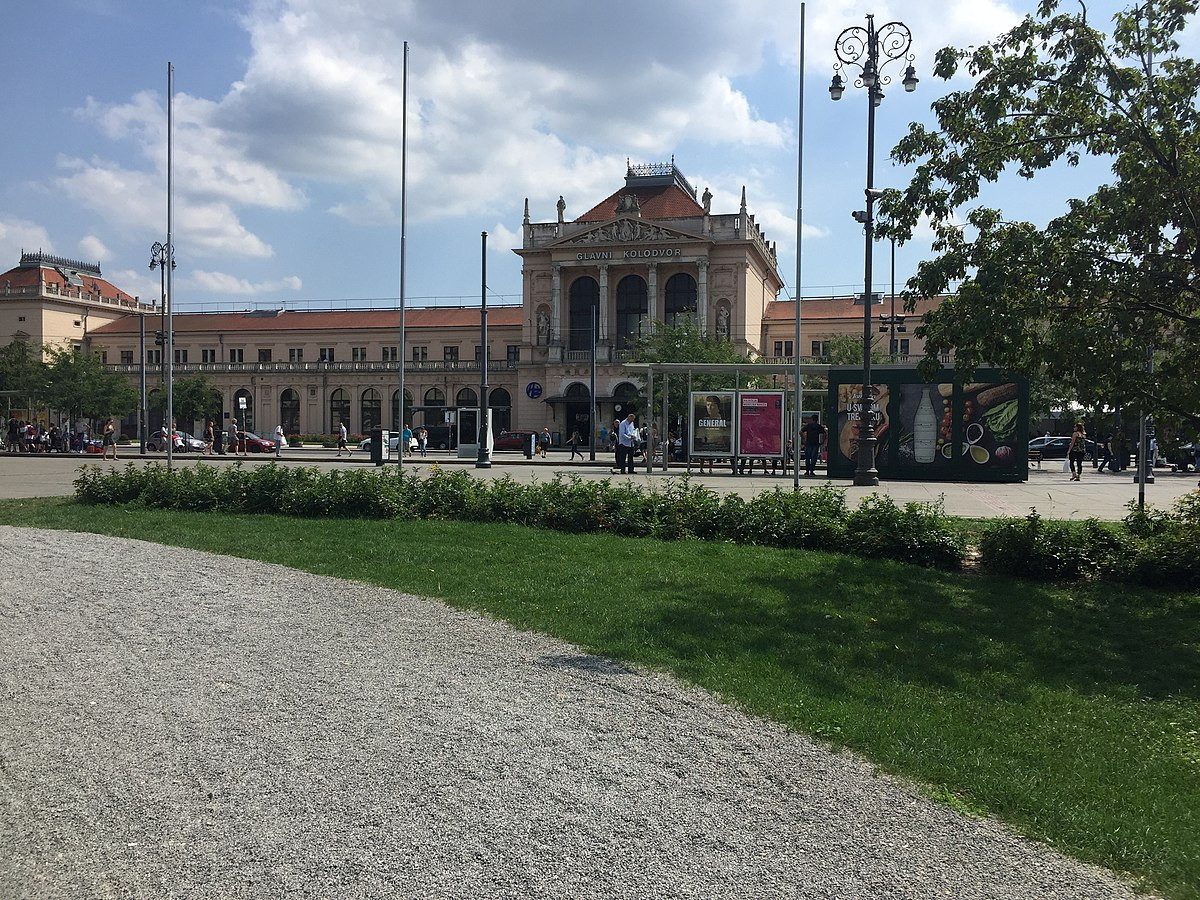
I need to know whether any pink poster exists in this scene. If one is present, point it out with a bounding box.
[737,391,785,456]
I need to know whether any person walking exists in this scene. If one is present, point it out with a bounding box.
[567,429,583,461]
[204,419,215,455]
[538,427,552,458]
[1096,433,1113,473]
[336,420,349,457]
[102,418,117,459]
[416,425,428,457]
[800,415,826,477]
[274,423,285,457]
[402,423,413,456]
[1067,422,1087,481]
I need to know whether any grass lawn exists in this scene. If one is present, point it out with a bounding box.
[2,498,1197,898]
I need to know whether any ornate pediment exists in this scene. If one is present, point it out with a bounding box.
[556,215,703,247]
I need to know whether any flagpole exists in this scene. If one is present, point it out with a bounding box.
[398,41,409,474]
[793,3,805,489]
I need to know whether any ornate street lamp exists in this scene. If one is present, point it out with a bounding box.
[148,241,174,384]
[831,14,917,485]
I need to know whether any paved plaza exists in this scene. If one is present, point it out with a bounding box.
[1,447,1196,519]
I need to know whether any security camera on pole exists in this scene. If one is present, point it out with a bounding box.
[830,14,918,486]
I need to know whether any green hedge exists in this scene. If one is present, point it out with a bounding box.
[72,464,966,570]
[977,493,1200,589]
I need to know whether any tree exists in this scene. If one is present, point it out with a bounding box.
[628,320,760,429]
[42,347,137,427]
[0,341,44,414]
[888,0,1200,429]
[150,375,221,428]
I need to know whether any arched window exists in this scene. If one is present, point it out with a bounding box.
[615,275,648,349]
[234,388,255,432]
[488,388,512,433]
[424,387,445,406]
[613,381,641,418]
[361,388,381,431]
[329,388,350,434]
[565,382,590,399]
[455,387,478,407]
[391,390,413,428]
[664,273,698,327]
[568,276,599,351]
[279,389,300,434]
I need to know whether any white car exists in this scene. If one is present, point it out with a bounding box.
[358,434,417,453]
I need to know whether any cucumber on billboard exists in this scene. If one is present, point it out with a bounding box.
[690,391,734,456]
[736,391,785,457]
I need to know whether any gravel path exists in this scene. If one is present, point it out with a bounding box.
[0,526,1152,899]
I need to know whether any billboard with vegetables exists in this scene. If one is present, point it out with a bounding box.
[826,367,1029,481]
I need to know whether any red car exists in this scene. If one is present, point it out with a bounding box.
[234,430,277,453]
[493,430,537,451]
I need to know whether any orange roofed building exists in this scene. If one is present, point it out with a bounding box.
[2,161,943,439]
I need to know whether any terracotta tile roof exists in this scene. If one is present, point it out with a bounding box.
[575,184,704,222]
[89,306,524,335]
[1,263,138,306]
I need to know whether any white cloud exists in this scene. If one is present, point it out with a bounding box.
[189,270,303,295]
[78,235,110,262]
[0,218,54,264]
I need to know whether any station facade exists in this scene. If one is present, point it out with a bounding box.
[1,161,940,439]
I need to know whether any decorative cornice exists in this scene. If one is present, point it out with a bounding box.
[560,216,699,246]
[20,250,103,277]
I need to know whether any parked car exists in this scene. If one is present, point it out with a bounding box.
[493,430,537,451]
[358,433,406,453]
[237,430,277,453]
[1028,435,1096,460]
[146,430,206,452]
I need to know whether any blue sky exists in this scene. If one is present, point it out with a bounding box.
[1,1,1192,312]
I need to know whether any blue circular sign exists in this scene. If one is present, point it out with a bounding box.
[526,382,543,399]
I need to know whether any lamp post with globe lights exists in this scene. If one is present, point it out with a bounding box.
[830,14,917,485]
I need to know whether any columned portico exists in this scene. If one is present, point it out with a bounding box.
[551,264,562,343]
[647,263,658,324]
[597,265,610,340]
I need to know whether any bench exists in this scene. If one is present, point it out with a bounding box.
[1028,450,1043,469]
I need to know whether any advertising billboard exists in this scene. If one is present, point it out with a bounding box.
[690,391,734,456]
[825,367,1029,481]
[736,391,786,457]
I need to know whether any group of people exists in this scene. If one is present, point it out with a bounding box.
[6,418,70,453]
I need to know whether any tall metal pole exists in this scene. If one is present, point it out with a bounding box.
[831,14,916,486]
[165,61,175,472]
[890,231,897,359]
[793,2,806,489]
[398,41,409,474]
[589,298,597,461]
[477,231,491,468]
[139,313,147,454]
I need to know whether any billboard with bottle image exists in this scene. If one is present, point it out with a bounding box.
[826,367,1029,481]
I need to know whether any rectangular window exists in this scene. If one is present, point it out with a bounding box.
[120,350,134,365]
[319,347,334,363]
[811,340,830,358]
[201,349,217,364]
[899,338,910,356]
[381,346,397,362]
[412,346,428,362]
[351,347,367,362]
[175,349,188,364]
[475,345,484,362]
[289,348,304,363]
[443,346,459,363]
[98,351,109,364]
[506,345,520,364]
[230,348,244,363]
[773,340,794,357]
[258,349,272,363]
[146,349,162,365]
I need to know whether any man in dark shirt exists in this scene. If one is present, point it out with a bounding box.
[800,415,826,477]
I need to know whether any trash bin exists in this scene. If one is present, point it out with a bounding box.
[370,426,388,466]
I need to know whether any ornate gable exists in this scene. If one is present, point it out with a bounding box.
[553,215,705,248]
